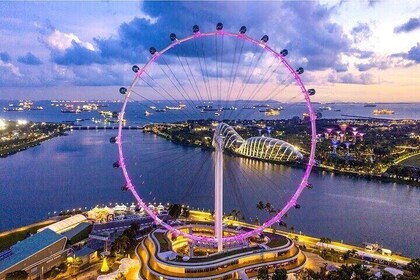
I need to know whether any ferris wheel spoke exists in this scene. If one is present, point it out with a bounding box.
[117,25,317,244]
[192,40,212,103]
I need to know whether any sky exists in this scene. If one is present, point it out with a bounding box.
[0,0,419,102]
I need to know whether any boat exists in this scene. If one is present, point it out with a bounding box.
[30,106,44,110]
[254,104,271,108]
[243,106,256,109]
[3,107,24,112]
[144,111,152,116]
[99,110,113,117]
[149,106,157,110]
[364,103,377,107]
[61,108,81,114]
[373,109,394,115]
[319,106,332,111]
[165,106,182,110]
[221,106,237,111]
[201,107,218,112]
[214,112,221,116]
[264,108,280,116]
[196,105,211,109]
[155,109,167,112]
[104,118,126,123]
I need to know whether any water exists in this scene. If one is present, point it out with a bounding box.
[1,101,419,127]
[0,130,419,257]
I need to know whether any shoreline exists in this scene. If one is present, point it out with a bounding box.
[0,210,414,261]
[146,129,420,187]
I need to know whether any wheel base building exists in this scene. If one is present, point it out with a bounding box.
[136,223,306,280]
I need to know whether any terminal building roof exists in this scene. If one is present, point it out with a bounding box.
[38,214,87,234]
[0,229,66,273]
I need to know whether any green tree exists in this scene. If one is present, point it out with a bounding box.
[378,271,396,280]
[5,270,28,280]
[257,266,269,280]
[272,268,288,280]
[406,258,420,277]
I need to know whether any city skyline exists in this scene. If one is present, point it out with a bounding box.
[0,1,419,102]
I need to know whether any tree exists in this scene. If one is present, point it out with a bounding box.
[257,266,269,280]
[378,271,396,280]
[257,201,265,210]
[406,258,420,277]
[272,268,288,280]
[5,270,28,280]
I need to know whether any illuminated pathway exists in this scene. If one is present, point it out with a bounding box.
[135,222,306,279]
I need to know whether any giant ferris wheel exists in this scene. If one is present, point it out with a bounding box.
[114,23,317,251]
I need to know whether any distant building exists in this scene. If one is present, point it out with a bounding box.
[0,229,67,280]
[37,214,87,234]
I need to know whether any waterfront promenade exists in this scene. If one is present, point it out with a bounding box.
[188,210,412,266]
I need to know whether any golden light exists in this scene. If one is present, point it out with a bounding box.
[0,119,6,130]
[17,119,28,125]
[100,257,110,273]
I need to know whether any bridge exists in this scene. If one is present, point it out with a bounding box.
[393,151,420,165]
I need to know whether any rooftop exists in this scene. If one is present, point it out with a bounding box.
[0,229,66,273]
[38,214,86,234]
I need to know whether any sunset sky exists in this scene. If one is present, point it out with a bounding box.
[0,1,419,102]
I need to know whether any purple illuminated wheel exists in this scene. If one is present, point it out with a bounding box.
[116,24,317,244]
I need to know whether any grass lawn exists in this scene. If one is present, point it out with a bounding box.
[0,221,55,251]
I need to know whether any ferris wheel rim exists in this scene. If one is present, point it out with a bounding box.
[116,27,317,244]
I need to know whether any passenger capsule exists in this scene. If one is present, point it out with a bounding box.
[121,185,129,191]
[170,33,177,41]
[306,183,313,189]
[280,49,288,56]
[279,221,287,227]
[113,161,120,168]
[216,22,223,30]
[193,25,200,33]
[294,204,301,209]
[119,87,127,95]
[132,65,140,73]
[296,67,304,75]
[149,47,157,55]
[109,136,117,143]
[261,35,269,43]
[239,26,247,34]
[308,89,316,96]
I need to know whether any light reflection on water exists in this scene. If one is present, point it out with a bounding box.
[0,130,419,257]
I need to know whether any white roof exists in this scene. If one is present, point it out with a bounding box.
[38,214,86,234]
[384,267,403,276]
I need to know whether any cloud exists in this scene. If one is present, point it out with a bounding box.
[47,1,352,74]
[351,22,372,43]
[394,17,420,33]
[389,43,420,64]
[351,49,375,59]
[44,29,95,51]
[328,72,376,84]
[0,61,22,78]
[355,59,389,72]
[0,52,11,63]
[407,43,420,62]
[17,52,43,65]
[52,41,105,65]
